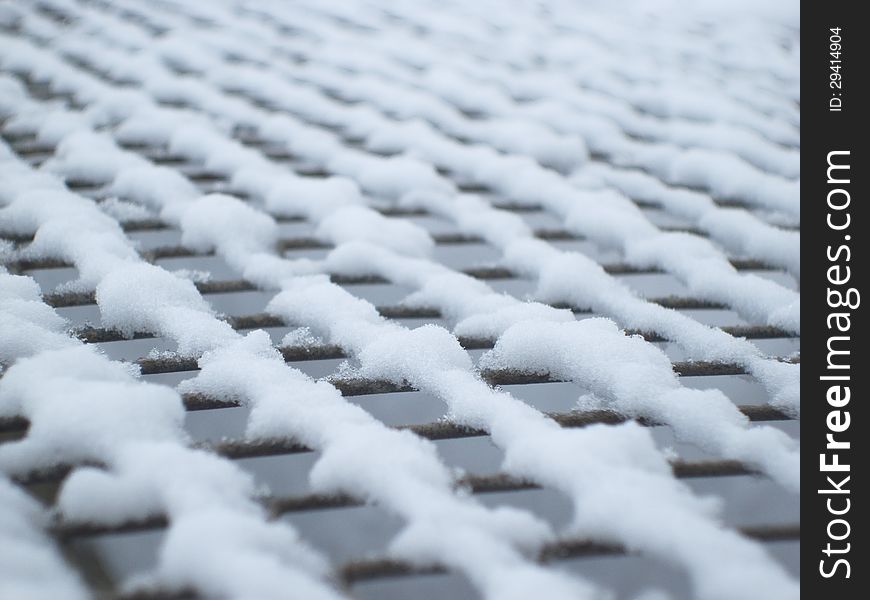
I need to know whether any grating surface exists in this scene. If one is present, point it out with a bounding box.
[0,1,799,599]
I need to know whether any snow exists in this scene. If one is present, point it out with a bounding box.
[151,508,338,600]
[316,206,434,258]
[170,46,801,331]
[238,168,363,219]
[96,263,232,350]
[0,346,184,474]
[0,0,799,598]
[0,271,76,367]
[268,283,798,599]
[479,319,799,490]
[179,193,278,270]
[0,477,89,600]
[111,166,200,210]
[664,148,799,218]
[574,164,800,277]
[98,197,155,222]
[182,330,588,599]
[45,131,147,182]
[0,84,602,600]
[0,210,340,600]
[327,151,454,199]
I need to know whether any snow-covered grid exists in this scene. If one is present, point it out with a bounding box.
[0,0,799,599]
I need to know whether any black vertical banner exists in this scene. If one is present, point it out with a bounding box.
[805,2,867,598]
